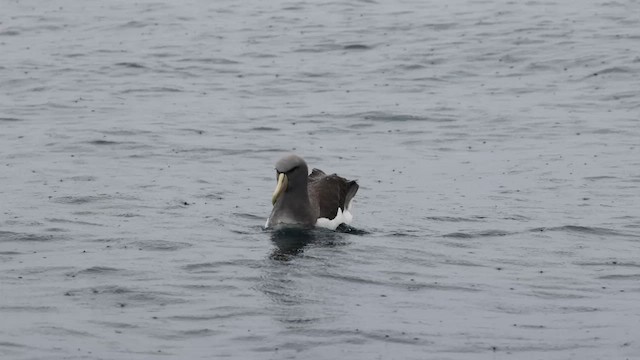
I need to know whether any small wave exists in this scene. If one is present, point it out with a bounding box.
[354,111,457,123]
[406,282,481,292]
[0,306,55,312]
[300,71,334,78]
[0,29,20,36]
[319,273,387,286]
[176,128,206,135]
[0,117,22,122]
[115,62,146,68]
[117,213,141,218]
[279,318,321,325]
[583,176,618,181]
[130,240,192,251]
[170,283,238,291]
[233,212,264,220]
[530,225,630,237]
[202,192,224,200]
[343,44,371,50]
[47,218,105,227]
[588,66,634,77]
[177,328,222,337]
[182,259,260,273]
[87,139,122,145]
[251,126,279,132]
[398,64,427,70]
[598,274,640,280]
[240,51,277,58]
[442,230,511,238]
[72,285,131,295]
[575,261,640,268]
[168,309,266,322]
[0,231,56,242]
[23,266,73,275]
[100,129,151,136]
[36,326,95,338]
[442,259,483,267]
[52,195,109,204]
[360,331,428,345]
[557,306,599,313]
[89,321,138,329]
[0,341,27,348]
[426,216,484,222]
[67,285,184,307]
[294,43,344,53]
[69,266,123,276]
[387,232,420,237]
[514,324,546,329]
[602,91,636,101]
[529,290,587,300]
[347,122,375,129]
[502,215,530,221]
[117,21,148,29]
[178,57,240,65]
[172,147,280,156]
[66,175,97,181]
[357,111,431,122]
[120,87,183,93]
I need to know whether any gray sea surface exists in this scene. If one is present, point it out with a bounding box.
[2,0,640,359]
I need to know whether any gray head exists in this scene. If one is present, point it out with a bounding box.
[275,154,308,175]
[271,154,309,205]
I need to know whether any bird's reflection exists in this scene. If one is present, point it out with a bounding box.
[260,225,368,327]
[268,226,357,261]
[268,227,316,260]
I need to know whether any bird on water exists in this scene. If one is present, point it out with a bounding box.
[265,154,359,230]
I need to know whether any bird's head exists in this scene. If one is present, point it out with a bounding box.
[271,154,309,205]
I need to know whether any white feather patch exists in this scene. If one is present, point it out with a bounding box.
[344,201,354,223]
[315,207,353,230]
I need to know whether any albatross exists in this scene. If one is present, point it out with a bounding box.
[265,154,359,230]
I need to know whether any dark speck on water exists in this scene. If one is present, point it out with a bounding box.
[1,0,639,359]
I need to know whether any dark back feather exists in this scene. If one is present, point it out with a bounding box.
[308,168,359,220]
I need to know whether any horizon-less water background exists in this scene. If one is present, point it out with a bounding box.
[2,0,640,359]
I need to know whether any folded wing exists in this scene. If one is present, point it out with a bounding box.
[308,168,359,220]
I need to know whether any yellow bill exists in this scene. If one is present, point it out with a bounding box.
[271,173,288,205]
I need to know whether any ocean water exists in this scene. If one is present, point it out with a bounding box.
[1,0,640,359]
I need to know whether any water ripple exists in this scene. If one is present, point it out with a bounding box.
[442,230,513,238]
[0,231,56,242]
[530,225,632,237]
